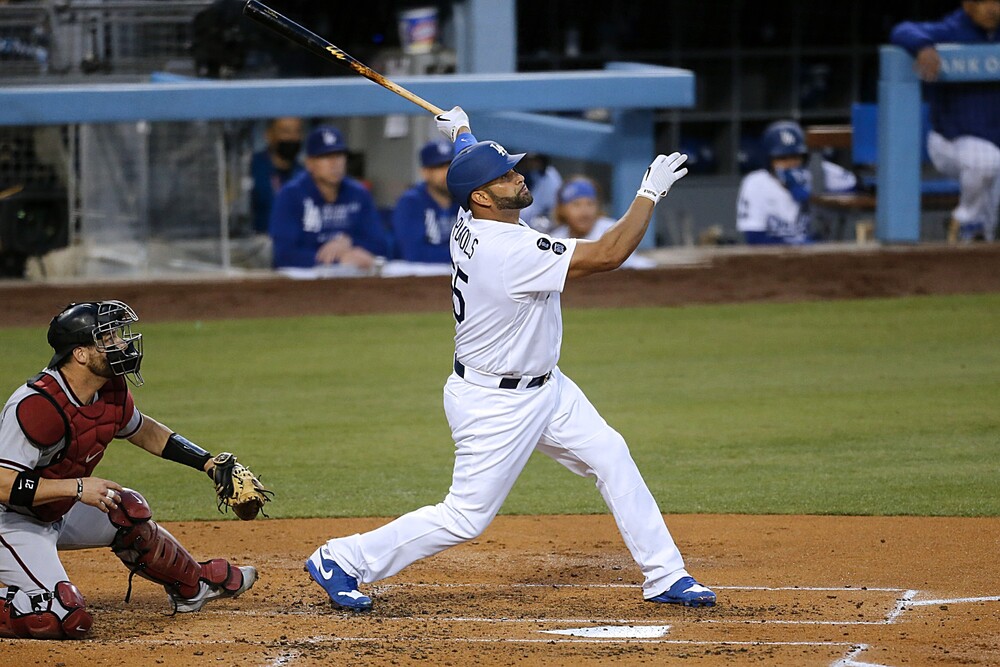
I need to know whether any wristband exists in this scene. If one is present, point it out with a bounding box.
[9,471,41,508]
[76,478,83,501]
[162,433,213,471]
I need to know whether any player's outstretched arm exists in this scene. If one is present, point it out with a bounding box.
[568,152,687,279]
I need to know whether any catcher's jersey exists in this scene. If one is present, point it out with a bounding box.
[450,209,577,377]
[0,369,142,476]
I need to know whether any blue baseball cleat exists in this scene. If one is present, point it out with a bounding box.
[306,545,373,612]
[646,576,716,607]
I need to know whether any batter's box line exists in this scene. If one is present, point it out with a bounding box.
[372,583,911,592]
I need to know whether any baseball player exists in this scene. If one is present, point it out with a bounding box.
[306,107,716,611]
[736,120,856,245]
[0,301,257,639]
[390,139,459,263]
[269,125,391,269]
[890,1,1000,242]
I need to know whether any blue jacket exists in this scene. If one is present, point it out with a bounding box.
[269,171,390,268]
[890,9,1000,147]
[390,183,459,263]
[250,150,303,234]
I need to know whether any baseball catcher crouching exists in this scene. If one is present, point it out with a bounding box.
[0,300,269,639]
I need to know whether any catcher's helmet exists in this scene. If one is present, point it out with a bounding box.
[761,120,807,159]
[47,300,144,385]
[446,140,525,207]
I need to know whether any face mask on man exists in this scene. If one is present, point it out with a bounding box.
[273,140,302,162]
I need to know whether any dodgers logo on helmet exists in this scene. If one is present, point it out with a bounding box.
[761,120,806,158]
[446,140,526,206]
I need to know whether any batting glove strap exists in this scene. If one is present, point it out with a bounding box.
[636,152,689,204]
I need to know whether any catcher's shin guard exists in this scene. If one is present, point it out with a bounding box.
[0,581,93,639]
[108,489,250,609]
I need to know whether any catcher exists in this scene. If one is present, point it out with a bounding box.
[0,300,272,639]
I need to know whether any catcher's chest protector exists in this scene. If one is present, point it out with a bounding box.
[22,373,129,522]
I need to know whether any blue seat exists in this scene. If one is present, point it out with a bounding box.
[850,102,960,196]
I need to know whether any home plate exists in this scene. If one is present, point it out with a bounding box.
[540,625,671,638]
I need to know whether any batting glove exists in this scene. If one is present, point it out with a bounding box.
[636,152,688,205]
[436,105,471,142]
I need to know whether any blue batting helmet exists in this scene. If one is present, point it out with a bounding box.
[761,121,807,159]
[446,141,525,206]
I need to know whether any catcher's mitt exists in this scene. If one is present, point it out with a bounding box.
[210,452,273,520]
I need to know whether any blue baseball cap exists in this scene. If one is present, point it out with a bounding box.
[558,177,598,204]
[446,141,525,206]
[306,125,348,157]
[420,139,454,168]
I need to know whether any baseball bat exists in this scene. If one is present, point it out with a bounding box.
[242,0,446,116]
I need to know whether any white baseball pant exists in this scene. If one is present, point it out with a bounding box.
[927,131,1000,240]
[325,367,688,598]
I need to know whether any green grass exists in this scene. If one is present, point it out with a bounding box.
[1,293,997,520]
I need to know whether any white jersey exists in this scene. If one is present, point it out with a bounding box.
[449,209,577,377]
[550,216,657,270]
[736,169,809,239]
[737,161,857,240]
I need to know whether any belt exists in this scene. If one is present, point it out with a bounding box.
[454,358,551,390]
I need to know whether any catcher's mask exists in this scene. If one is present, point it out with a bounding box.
[46,300,144,386]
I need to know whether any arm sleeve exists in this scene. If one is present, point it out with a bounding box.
[455,131,477,153]
[117,392,142,439]
[0,401,43,471]
[352,191,391,258]
[392,194,430,262]
[502,231,577,297]
[890,20,955,54]
[736,176,766,232]
[269,188,316,268]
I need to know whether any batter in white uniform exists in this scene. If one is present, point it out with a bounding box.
[307,107,716,611]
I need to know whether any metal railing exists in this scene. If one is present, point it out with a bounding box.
[0,0,213,80]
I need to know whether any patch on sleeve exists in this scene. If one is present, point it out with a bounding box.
[536,238,552,251]
[552,241,567,255]
[16,394,66,448]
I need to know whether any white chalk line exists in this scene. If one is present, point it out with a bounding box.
[94,583,1000,667]
[371,582,908,592]
[103,635,858,648]
[906,595,1000,606]
[832,644,892,667]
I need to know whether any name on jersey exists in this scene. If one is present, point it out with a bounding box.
[453,216,478,259]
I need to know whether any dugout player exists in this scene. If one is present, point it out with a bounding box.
[305,107,717,611]
[250,117,305,236]
[550,175,657,269]
[891,0,1000,243]
[736,120,856,245]
[269,125,392,269]
[390,139,459,263]
[0,301,257,639]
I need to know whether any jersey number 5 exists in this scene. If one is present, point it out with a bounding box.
[451,264,469,324]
